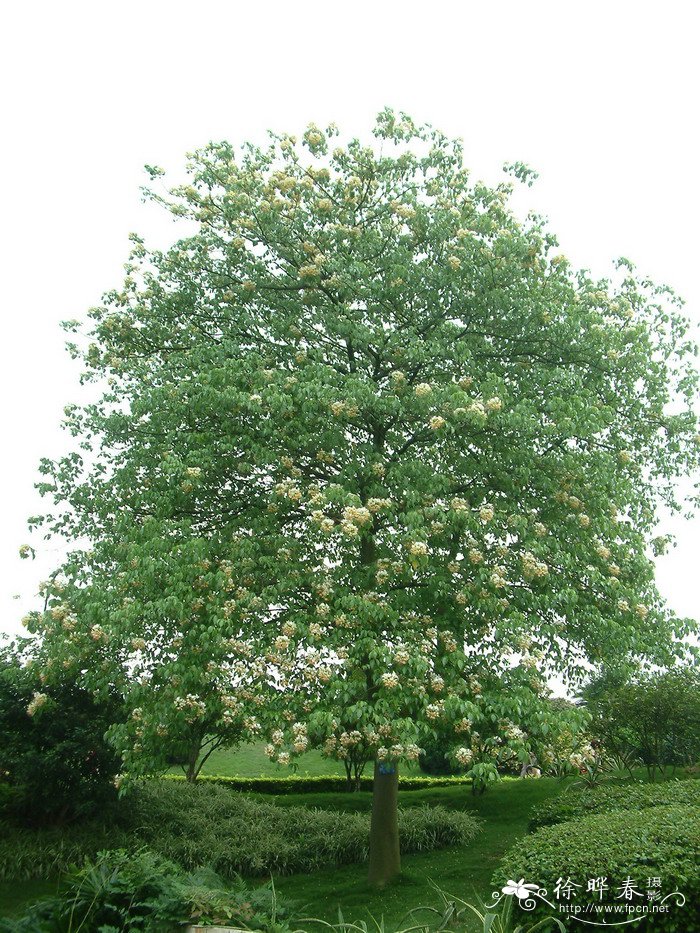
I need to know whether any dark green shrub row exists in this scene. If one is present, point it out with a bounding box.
[496,805,700,933]
[0,780,481,881]
[529,778,700,830]
[163,772,472,793]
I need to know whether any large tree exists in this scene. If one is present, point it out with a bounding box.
[27,110,698,887]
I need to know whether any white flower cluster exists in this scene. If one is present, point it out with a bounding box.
[521,551,549,579]
[451,497,469,512]
[415,382,432,397]
[429,415,446,430]
[490,567,508,589]
[408,541,428,557]
[275,480,303,502]
[27,692,48,717]
[342,505,372,526]
[455,747,474,766]
[569,744,596,769]
[479,504,495,523]
[292,722,308,752]
[367,497,391,512]
[174,694,207,720]
[381,671,400,689]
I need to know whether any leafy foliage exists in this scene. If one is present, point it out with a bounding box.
[0,848,299,932]
[0,641,121,824]
[528,777,700,830]
[0,781,481,881]
[584,667,700,778]
[497,806,700,932]
[24,111,699,794]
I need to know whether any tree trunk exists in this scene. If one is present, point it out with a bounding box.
[367,760,400,888]
[185,740,201,783]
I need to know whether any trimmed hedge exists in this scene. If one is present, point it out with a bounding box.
[529,779,700,830]
[497,805,700,933]
[163,772,472,793]
[0,780,481,881]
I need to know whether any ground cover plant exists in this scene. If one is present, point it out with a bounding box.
[528,775,700,829]
[496,805,700,932]
[24,108,700,891]
[0,780,481,882]
[0,777,562,926]
[0,848,300,933]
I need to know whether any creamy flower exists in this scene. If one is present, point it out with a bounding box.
[479,504,495,523]
[27,692,48,717]
[455,746,473,766]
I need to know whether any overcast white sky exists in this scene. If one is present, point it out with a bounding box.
[1,1,698,646]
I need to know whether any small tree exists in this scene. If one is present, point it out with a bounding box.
[0,640,121,824]
[586,667,700,779]
[28,111,699,887]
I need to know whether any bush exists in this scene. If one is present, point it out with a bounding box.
[0,780,482,881]
[496,806,700,932]
[0,642,122,824]
[0,848,299,932]
[164,772,472,792]
[529,778,700,830]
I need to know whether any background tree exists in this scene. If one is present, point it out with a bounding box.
[585,667,700,779]
[27,111,699,887]
[0,639,122,825]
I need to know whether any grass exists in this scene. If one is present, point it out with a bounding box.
[171,741,422,778]
[269,778,563,928]
[0,776,559,926]
[5,764,694,927]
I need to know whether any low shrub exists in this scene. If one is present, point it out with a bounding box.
[528,778,700,830]
[0,780,481,881]
[0,848,299,932]
[163,772,472,793]
[496,805,700,932]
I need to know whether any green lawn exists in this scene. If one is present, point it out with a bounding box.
[170,741,422,778]
[0,776,566,928]
[5,765,691,927]
[269,778,564,928]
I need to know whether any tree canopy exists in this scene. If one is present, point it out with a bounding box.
[23,109,699,883]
